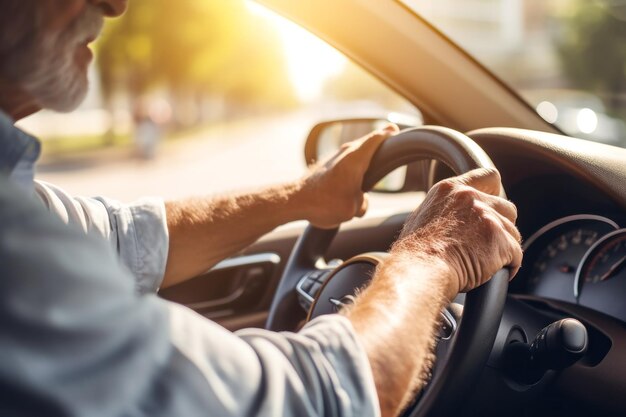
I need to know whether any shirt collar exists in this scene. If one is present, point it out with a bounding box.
[0,110,41,175]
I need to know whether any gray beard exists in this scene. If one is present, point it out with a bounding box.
[2,5,102,113]
[15,36,89,113]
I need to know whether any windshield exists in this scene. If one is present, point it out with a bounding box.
[401,0,626,147]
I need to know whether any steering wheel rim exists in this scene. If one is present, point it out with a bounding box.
[266,126,509,417]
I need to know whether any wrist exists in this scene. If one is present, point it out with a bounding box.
[286,175,322,223]
[279,178,312,222]
[384,248,459,301]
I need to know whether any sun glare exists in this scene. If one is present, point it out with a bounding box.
[245,0,347,102]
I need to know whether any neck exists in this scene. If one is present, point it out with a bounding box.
[0,79,40,121]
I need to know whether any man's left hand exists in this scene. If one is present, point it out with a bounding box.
[296,124,399,229]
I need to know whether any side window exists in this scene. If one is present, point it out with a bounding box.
[18,1,420,202]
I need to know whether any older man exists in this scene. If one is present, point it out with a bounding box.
[0,1,522,417]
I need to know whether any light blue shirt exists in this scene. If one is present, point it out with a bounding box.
[0,111,379,417]
[1,110,168,294]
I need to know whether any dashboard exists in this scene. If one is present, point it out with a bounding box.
[454,128,626,413]
[235,127,626,415]
[464,128,626,327]
[511,214,626,322]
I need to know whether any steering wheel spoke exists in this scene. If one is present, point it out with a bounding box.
[295,269,334,312]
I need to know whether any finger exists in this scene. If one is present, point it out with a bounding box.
[483,194,517,223]
[494,211,522,244]
[486,211,523,278]
[356,193,369,217]
[355,123,399,158]
[477,202,520,244]
[505,233,524,279]
[453,168,502,197]
[382,123,400,134]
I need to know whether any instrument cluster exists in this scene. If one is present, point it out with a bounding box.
[513,215,626,322]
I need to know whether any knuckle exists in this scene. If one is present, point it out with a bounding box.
[488,167,501,182]
[433,178,455,194]
[480,214,502,239]
[454,186,479,203]
[471,198,488,213]
[483,214,501,230]
[481,167,501,184]
[504,199,518,219]
[502,216,522,242]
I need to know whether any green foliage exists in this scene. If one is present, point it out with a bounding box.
[557,0,626,111]
[96,0,296,107]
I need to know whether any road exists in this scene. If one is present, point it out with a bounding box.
[38,111,315,202]
[37,105,424,218]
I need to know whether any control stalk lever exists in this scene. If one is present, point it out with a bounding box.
[504,318,588,384]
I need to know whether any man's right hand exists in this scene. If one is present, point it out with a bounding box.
[391,168,523,299]
[345,168,522,417]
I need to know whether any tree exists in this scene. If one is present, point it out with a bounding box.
[557,0,626,113]
[96,0,296,124]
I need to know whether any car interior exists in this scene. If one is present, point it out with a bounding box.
[147,0,626,416]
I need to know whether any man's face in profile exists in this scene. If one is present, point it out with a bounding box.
[0,1,125,113]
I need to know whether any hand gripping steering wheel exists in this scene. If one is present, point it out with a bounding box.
[266,126,509,417]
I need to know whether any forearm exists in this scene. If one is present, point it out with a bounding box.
[162,125,398,289]
[163,181,308,288]
[343,254,456,417]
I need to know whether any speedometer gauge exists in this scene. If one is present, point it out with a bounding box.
[575,229,626,321]
[579,231,626,285]
[517,215,618,303]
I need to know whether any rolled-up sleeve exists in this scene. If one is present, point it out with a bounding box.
[34,180,168,293]
[0,179,380,417]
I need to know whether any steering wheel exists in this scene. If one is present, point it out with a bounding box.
[266,126,509,417]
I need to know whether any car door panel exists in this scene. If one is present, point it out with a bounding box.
[160,209,412,330]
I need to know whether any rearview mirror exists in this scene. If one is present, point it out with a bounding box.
[304,116,428,193]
